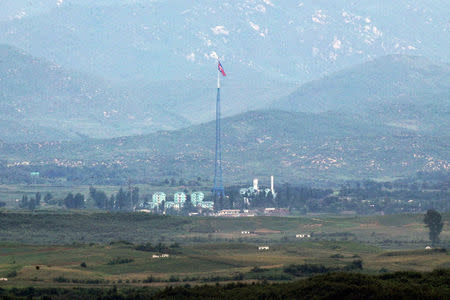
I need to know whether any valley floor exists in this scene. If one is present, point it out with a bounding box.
[0,212,448,289]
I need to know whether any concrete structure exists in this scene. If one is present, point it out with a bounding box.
[174,192,187,204]
[240,187,258,196]
[253,178,259,191]
[152,254,170,258]
[191,191,205,206]
[296,234,311,238]
[258,246,269,251]
[152,192,166,204]
[30,171,40,184]
[218,209,240,217]
[148,202,159,210]
[264,207,289,216]
[271,175,275,195]
[201,201,214,210]
[164,201,175,210]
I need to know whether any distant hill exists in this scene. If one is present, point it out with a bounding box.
[1,1,448,82]
[0,44,189,142]
[273,55,450,134]
[2,110,448,182]
[124,76,297,123]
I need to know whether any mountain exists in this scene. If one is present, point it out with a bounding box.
[2,110,448,182]
[123,76,297,123]
[273,55,450,134]
[0,1,448,83]
[1,1,448,133]
[0,44,189,142]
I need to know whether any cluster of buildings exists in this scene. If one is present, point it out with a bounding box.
[139,175,279,215]
[214,207,288,217]
[143,191,214,212]
[240,176,277,198]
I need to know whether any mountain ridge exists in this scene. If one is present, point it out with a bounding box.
[0,44,190,142]
[273,54,450,134]
[1,109,448,182]
[1,1,448,82]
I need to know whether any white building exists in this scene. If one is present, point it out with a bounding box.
[296,234,311,238]
[200,201,214,210]
[191,191,205,206]
[218,209,240,217]
[148,202,159,210]
[253,178,259,191]
[164,201,175,210]
[258,246,270,251]
[152,254,170,258]
[174,192,187,205]
[152,192,166,204]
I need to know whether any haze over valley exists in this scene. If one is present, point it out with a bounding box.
[0,2,448,297]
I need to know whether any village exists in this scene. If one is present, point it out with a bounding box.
[136,176,287,217]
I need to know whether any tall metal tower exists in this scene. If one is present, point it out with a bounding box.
[212,61,226,209]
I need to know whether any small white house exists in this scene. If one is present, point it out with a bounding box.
[152,254,170,258]
[425,246,432,250]
[258,246,270,251]
[241,231,250,234]
[200,201,214,210]
[0,278,7,281]
[296,234,311,238]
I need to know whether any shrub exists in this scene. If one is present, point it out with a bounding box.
[107,257,134,265]
[168,275,180,282]
[251,266,265,273]
[6,270,17,278]
[53,276,69,283]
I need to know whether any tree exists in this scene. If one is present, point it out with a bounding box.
[182,196,194,215]
[424,209,443,245]
[64,193,74,208]
[44,192,53,203]
[90,187,108,209]
[115,188,128,210]
[64,193,85,209]
[131,187,139,210]
[73,193,85,209]
[108,194,115,210]
[35,192,41,206]
[27,198,36,211]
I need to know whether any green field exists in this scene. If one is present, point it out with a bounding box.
[0,211,448,288]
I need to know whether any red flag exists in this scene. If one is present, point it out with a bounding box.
[218,61,227,76]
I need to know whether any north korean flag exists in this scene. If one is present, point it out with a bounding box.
[218,61,227,76]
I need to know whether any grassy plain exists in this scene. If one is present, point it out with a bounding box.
[0,211,448,288]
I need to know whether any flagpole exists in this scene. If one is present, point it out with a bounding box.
[217,64,220,88]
